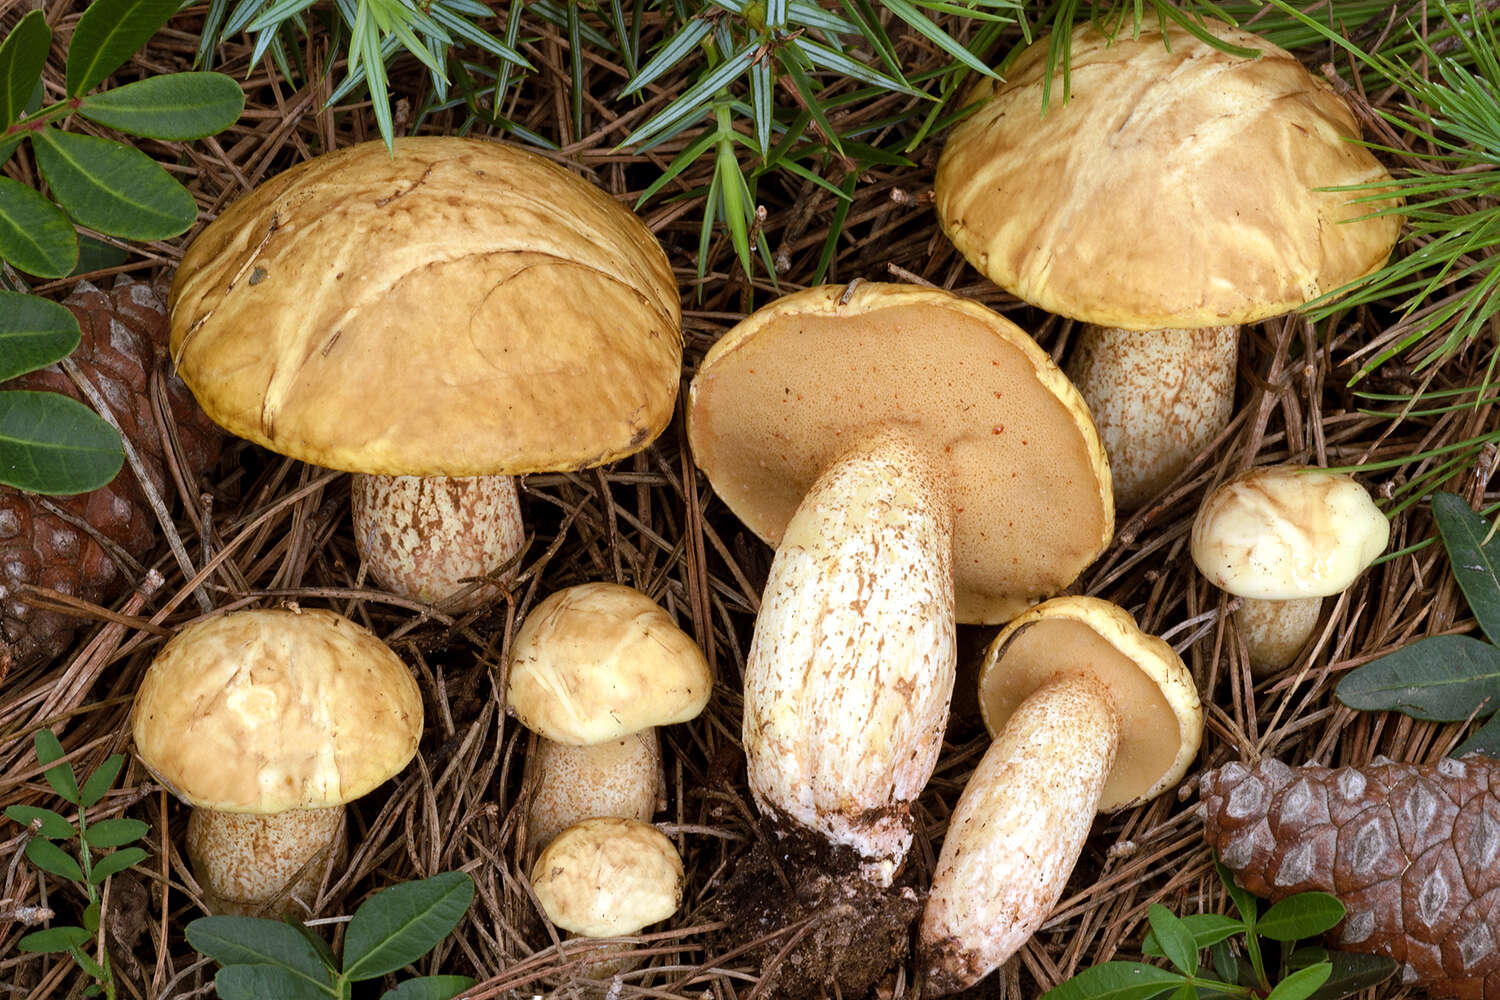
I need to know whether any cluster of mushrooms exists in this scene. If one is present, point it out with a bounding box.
[127,16,1404,998]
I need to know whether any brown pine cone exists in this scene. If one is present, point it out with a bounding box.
[1201,756,1500,1000]
[0,276,221,678]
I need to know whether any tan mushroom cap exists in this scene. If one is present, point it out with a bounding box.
[132,608,423,814]
[507,583,712,746]
[531,817,685,937]
[1191,466,1389,601]
[979,596,1200,810]
[687,282,1112,624]
[169,136,682,476]
[935,21,1401,330]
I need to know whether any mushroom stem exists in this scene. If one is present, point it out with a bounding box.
[1066,325,1237,510]
[744,427,956,886]
[351,473,524,610]
[920,673,1121,995]
[526,731,663,852]
[1236,595,1322,675]
[186,805,344,916]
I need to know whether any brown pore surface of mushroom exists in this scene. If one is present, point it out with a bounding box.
[168,137,683,610]
[934,20,1401,509]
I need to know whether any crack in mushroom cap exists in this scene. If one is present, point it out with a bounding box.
[131,608,423,814]
[169,137,682,477]
[935,21,1402,330]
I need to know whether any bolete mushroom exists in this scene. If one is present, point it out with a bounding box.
[919,596,1202,994]
[1191,465,1389,674]
[531,816,685,938]
[131,607,422,915]
[935,21,1401,509]
[168,137,682,609]
[687,282,1112,885]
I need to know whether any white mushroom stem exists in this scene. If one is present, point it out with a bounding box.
[744,427,956,887]
[1066,325,1237,510]
[527,731,662,851]
[351,473,524,610]
[1235,595,1323,675]
[920,673,1121,996]
[186,806,344,916]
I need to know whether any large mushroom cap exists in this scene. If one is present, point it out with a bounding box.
[687,282,1112,624]
[169,136,682,476]
[132,607,423,813]
[1191,466,1389,600]
[935,21,1401,330]
[978,596,1201,809]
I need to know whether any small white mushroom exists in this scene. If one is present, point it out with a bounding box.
[531,817,685,939]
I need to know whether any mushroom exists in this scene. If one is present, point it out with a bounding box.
[935,20,1401,509]
[168,137,682,610]
[531,816,685,938]
[1191,465,1389,674]
[919,597,1202,995]
[687,282,1112,885]
[131,607,422,915]
[506,583,709,850]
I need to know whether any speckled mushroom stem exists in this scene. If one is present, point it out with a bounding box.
[1066,325,1237,510]
[744,427,956,887]
[1235,595,1323,675]
[186,805,344,916]
[526,731,663,851]
[351,473,525,610]
[919,673,1121,996]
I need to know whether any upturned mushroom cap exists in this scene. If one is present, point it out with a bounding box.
[935,21,1401,329]
[531,817,685,937]
[132,608,423,813]
[168,136,681,476]
[1191,466,1389,600]
[506,583,711,746]
[978,596,1201,809]
[687,282,1112,624]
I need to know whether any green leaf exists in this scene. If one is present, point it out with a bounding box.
[0,178,79,279]
[1306,951,1399,1000]
[1336,635,1500,721]
[66,0,181,96]
[0,10,50,130]
[83,900,100,934]
[5,804,76,839]
[0,293,80,382]
[1146,904,1199,976]
[341,872,475,981]
[84,818,148,848]
[1258,893,1346,942]
[1455,710,1500,757]
[35,730,79,801]
[1217,861,1261,928]
[78,72,245,140]
[31,128,198,241]
[1143,914,1244,956]
[0,390,124,495]
[26,838,83,880]
[1265,963,1333,1000]
[186,916,336,978]
[78,754,125,808]
[18,925,92,953]
[214,964,336,1000]
[69,235,129,278]
[380,976,477,1000]
[1039,961,1185,1000]
[1434,492,1500,644]
[89,846,146,883]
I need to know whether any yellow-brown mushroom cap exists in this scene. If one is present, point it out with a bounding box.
[935,21,1401,330]
[132,608,423,813]
[169,136,682,476]
[979,596,1201,809]
[687,282,1113,624]
[531,817,685,937]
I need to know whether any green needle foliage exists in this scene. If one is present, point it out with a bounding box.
[187,871,476,1000]
[4,729,150,1000]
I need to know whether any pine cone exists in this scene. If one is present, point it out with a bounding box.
[1201,756,1500,1000]
[0,276,221,678]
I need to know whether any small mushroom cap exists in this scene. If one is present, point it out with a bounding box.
[687,282,1112,624]
[169,137,681,476]
[935,21,1401,330]
[979,596,1201,810]
[132,608,423,813]
[507,583,711,745]
[1191,466,1389,600]
[530,817,685,937]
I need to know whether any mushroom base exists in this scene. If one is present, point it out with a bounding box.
[1236,595,1322,675]
[187,805,345,916]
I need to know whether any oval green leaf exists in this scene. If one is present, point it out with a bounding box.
[31,127,197,241]
[4,804,75,840]
[186,916,335,978]
[1039,962,1185,1000]
[0,390,124,495]
[1257,893,1346,942]
[1146,904,1199,976]
[1434,492,1500,645]
[342,872,475,981]
[1456,711,1500,758]
[0,292,80,382]
[1143,914,1244,956]
[380,976,477,1000]
[78,754,125,808]
[0,10,50,129]
[84,817,148,848]
[1264,963,1333,1000]
[70,234,129,278]
[26,837,83,880]
[18,925,92,953]
[214,964,334,1000]
[1336,635,1500,721]
[0,177,78,278]
[1306,951,1399,1000]
[65,0,180,97]
[88,845,146,883]
[78,72,245,140]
